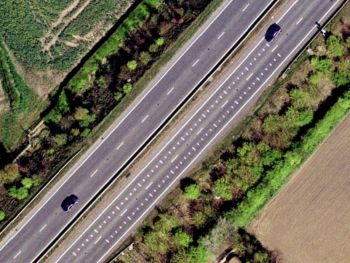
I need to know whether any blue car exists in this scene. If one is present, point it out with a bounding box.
[265,23,281,42]
[61,194,79,212]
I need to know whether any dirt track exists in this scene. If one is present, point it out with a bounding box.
[250,113,350,263]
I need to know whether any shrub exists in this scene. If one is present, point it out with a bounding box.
[140,51,152,65]
[123,83,133,94]
[309,72,322,85]
[174,230,193,248]
[183,184,201,200]
[8,186,29,200]
[0,163,20,184]
[149,43,159,53]
[0,211,5,221]
[21,177,33,189]
[326,35,344,57]
[213,177,232,201]
[53,133,68,146]
[114,91,124,102]
[155,37,165,46]
[310,57,332,73]
[74,107,96,128]
[127,60,138,71]
[333,71,350,87]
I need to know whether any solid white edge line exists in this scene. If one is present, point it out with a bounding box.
[97,10,338,261]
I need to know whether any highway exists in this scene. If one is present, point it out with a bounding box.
[51,0,345,262]
[0,1,276,262]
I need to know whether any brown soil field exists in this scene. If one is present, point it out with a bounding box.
[250,113,350,263]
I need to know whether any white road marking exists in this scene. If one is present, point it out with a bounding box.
[271,45,279,52]
[94,229,98,233]
[242,3,250,12]
[246,73,253,80]
[94,236,102,244]
[277,53,282,57]
[196,128,203,135]
[39,224,47,233]
[90,169,98,178]
[171,155,178,163]
[116,142,124,150]
[192,59,200,67]
[72,252,77,257]
[221,100,229,109]
[296,17,303,25]
[141,115,149,123]
[13,250,21,259]
[217,31,225,40]
[145,182,153,190]
[167,87,174,95]
[105,239,110,244]
[266,43,270,47]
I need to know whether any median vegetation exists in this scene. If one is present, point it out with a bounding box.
[0,0,213,228]
[117,7,350,262]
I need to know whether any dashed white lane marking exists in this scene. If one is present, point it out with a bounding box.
[221,100,229,109]
[90,169,98,178]
[105,239,110,244]
[246,73,253,80]
[171,155,178,163]
[94,236,102,244]
[137,183,142,187]
[39,224,47,232]
[266,43,270,47]
[192,147,196,151]
[94,229,98,233]
[217,31,225,39]
[234,100,239,105]
[141,115,149,123]
[192,59,200,67]
[121,209,127,216]
[296,17,303,25]
[72,252,77,257]
[242,3,250,12]
[13,250,21,259]
[116,142,124,150]
[271,45,279,52]
[256,77,261,81]
[145,182,153,190]
[196,127,203,135]
[127,216,132,220]
[277,53,282,57]
[167,87,174,95]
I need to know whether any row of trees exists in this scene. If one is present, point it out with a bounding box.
[117,29,350,262]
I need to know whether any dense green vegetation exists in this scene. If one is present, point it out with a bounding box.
[0,40,42,150]
[117,11,350,262]
[0,0,136,71]
[0,0,214,229]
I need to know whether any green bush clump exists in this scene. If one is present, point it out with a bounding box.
[0,211,5,221]
[183,184,201,200]
[327,35,345,57]
[127,60,138,71]
[123,83,133,94]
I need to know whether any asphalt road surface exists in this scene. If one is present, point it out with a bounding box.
[53,0,345,262]
[0,1,276,262]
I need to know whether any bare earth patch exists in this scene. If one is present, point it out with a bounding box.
[250,113,350,263]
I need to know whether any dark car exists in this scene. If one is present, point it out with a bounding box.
[265,23,281,42]
[61,194,79,212]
